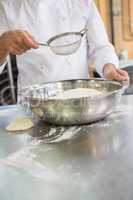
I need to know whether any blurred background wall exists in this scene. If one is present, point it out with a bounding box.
[95,0,133,59]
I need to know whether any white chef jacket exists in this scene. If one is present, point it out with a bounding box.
[0,0,119,91]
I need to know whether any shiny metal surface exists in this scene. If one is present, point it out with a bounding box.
[26,79,125,125]
[0,95,133,200]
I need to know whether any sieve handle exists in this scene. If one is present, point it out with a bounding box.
[38,42,48,46]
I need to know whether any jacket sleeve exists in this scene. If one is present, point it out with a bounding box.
[86,0,119,77]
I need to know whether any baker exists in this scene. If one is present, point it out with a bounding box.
[0,0,129,96]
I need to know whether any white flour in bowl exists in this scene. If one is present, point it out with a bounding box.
[51,88,104,100]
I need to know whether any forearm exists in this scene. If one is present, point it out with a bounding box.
[0,50,8,65]
[0,34,8,64]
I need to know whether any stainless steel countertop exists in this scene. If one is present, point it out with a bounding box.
[0,95,133,200]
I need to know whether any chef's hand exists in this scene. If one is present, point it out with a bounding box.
[0,30,38,55]
[103,64,129,85]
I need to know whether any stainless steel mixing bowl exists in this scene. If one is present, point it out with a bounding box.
[23,79,126,125]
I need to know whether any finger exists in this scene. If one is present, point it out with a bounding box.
[14,34,31,51]
[116,69,128,77]
[123,79,130,86]
[15,40,31,51]
[20,31,38,49]
[24,31,37,43]
[11,50,25,55]
[10,46,27,55]
[116,69,129,80]
[113,71,126,81]
[13,44,26,52]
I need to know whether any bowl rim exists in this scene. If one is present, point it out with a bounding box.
[20,78,125,102]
